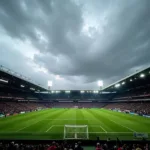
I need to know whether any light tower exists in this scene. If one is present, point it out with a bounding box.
[48,80,52,93]
[97,80,103,93]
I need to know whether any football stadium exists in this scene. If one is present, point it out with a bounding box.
[0,65,150,146]
[1,0,150,149]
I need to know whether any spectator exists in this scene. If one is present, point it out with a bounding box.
[74,142,83,150]
[0,140,149,150]
[47,141,57,150]
[96,143,102,150]
[136,144,142,150]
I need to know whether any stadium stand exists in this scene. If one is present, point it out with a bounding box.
[0,101,51,115]
[51,102,106,108]
[1,100,150,116]
[113,86,150,100]
[104,102,150,115]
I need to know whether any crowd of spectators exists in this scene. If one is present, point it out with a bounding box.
[1,101,150,116]
[104,102,150,115]
[51,102,106,108]
[0,141,149,150]
[0,102,51,115]
[0,101,106,115]
[114,87,150,101]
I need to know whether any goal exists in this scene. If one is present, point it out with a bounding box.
[64,125,89,139]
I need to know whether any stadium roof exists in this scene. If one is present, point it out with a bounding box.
[0,65,47,92]
[1,64,150,95]
[103,66,150,92]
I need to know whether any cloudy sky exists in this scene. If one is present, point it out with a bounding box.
[0,0,150,90]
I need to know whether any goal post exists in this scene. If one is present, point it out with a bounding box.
[64,125,89,139]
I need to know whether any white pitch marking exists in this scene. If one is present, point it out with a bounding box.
[100,125,107,133]
[16,120,43,132]
[3,131,149,134]
[91,125,107,133]
[108,119,136,132]
[89,132,133,133]
[46,125,66,132]
[43,119,93,121]
[99,125,107,133]
[46,125,54,132]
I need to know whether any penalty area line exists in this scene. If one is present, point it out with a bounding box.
[46,125,64,132]
[44,119,74,120]
[108,119,136,132]
[89,132,133,133]
[99,125,107,133]
[91,125,107,133]
[16,120,43,132]
[46,125,54,132]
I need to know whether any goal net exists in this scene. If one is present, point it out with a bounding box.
[64,125,89,139]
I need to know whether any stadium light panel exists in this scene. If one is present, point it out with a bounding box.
[130,79,132,82]
[80,91,85,94]
[20,85,25,88]
[140,73,145,78]
[48,80,52,87]
[97,80,103,87]
[0,78,8,83]
[93,90,99,93]
[122,82,125,85]
[65,91,70,94]
[30,87,35,91]
[115,83,120,88]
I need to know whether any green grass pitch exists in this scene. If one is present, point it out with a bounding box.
[0,108,149,140]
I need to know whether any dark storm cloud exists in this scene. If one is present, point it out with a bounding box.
[0,45,48,87]
[0,0,150,89]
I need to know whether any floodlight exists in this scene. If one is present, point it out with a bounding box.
[97,80,103,87]
[122,82,125,85]
[0,79,8,83]
[48,80,52,87]
[30,87,35,90]
[80,91,85,94]
[20,85,25,88]
[140,73,145,78]
[130,79,132,82]
[65,91,70,94]
[115,84,120,88]
[93,90,99,93]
